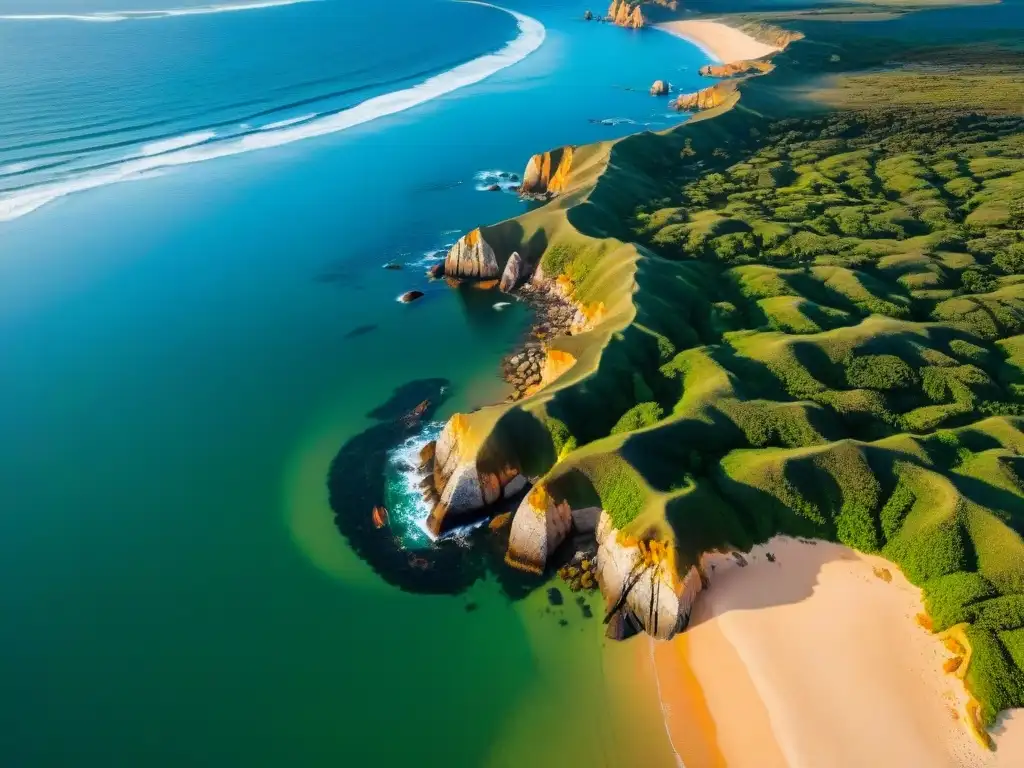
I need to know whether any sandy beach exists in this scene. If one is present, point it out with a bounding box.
[657,20,780,64]
[650,537,1024,767]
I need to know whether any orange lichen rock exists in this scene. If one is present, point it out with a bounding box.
[671,82,733,112]
[944,636,966,655]
[371,506,389,529]
[541,348,577,385]
[943,656,964,674]
[526,483,551,513]
[699,59,773,78]
[607,0,644,28]
[488,512,512,531]
[520,146,574,197]
[444,228,499,279]
[916,613,935,632]
[572,301,606,333]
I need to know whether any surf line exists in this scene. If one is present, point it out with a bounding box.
[0,3,545,222]
[0,0,320,23]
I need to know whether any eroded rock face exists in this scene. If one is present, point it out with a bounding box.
[505,484,572,574]
[499,251,523,293]
[671,83,731,112]
[425,413,525,535]
[595,512,704,640]
[650,79,669,96]
[608,0,644,28]
[520,146,574,197]
[444,228,499,280]
[699,59,773,79]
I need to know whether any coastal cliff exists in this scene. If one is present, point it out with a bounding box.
[699,59,773,78]
[520,146,574,198]
[607,0,644,29]
[671,81,734,111]
[444,228,499,279]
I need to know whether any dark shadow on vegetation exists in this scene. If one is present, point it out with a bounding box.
[327,378,538,598]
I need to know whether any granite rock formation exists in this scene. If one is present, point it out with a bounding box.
[650,79,669,96]
[607,0,644,28]
[444,228,499,280]
[519,146,575,198]
[499,251,523,293]
[505,485,573,574]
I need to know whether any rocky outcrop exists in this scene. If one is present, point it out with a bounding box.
[499,251,523,293]
[424,414,525,535]
[607,0,644,28]
[699,59,773,79]
[584,9,593,20]
[399,290,423,303]
[519,146,574,198]
[505,484,573,574]
[737,21,804,50]
[444,228,499,280]
[595,512,704,640]
[671,83,732,112]
[649,79,669,96]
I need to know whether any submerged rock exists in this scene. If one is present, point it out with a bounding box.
[584,9,593,21]
[399,290,424,303]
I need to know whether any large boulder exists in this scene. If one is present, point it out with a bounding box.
[520,146,574,197]
[505,484,572,574]
[444,228,499,280]
[499,251,524,293]
[426,413,526,535]
[595,512,704,639]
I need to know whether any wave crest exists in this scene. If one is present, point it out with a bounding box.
[0,3,545,222]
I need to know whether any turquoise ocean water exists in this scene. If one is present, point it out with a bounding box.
[0,1,709,764]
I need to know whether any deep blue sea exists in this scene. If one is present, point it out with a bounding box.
[0,2,709,764]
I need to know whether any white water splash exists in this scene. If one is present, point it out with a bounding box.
[0,3,546,222]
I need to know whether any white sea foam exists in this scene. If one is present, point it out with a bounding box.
[0,3,546,222]
[258,114,316,131]
[386,423,443,546]
[0,0,318,23]
[140,130,216,156]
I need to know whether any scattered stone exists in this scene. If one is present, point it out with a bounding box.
[766,551,776,563]
[558,618,569,627]
[399,290,424,303]
[383,262,403,270]
[584,9,593,20]
[547,587,564,606]
[488,512,512,531]
[465,602,478,612]
[486,184,501,192]
[581,604,593,619]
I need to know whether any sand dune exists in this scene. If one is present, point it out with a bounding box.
[651,537,1024,767]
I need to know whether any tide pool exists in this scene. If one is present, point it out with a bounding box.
[0,2,709,764]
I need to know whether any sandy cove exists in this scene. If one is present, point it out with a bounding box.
[656,19,779,64]
[648,537,1024,767]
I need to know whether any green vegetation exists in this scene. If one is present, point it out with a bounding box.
[473,0,1024,727]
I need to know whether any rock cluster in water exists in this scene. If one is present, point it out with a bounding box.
[649,79,669,96]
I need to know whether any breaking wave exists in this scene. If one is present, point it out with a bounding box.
[0,2,545,221]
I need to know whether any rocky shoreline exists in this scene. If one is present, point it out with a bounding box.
[500,281,579,401]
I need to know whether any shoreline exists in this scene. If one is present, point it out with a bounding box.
[655,19,780,65]
[651,537,1024,766]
